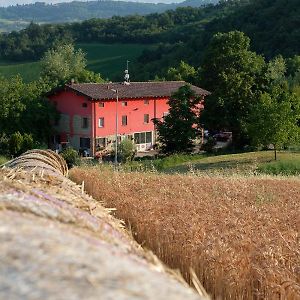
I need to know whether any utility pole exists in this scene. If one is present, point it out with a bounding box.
[110,88,119,167]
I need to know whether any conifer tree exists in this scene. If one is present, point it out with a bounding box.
[154,85,201,154]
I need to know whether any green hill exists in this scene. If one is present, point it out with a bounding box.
[0,43,154,82]
[0,0,218,32]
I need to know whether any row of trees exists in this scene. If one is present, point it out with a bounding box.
[155,31,300,159]
[0,44,104,157]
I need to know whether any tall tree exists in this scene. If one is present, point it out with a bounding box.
[154,85,201,154]
[245,87,300,160]
[40,44,104,87]
[200,31,265,148]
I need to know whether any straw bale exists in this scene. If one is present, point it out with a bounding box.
[0,152,204,300]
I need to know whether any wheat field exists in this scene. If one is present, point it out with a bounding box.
[70,167,300,299]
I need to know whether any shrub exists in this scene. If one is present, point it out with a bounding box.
[7,132,34,157]
[61,148,80,168]
[118,139,136,163]
[202,137,216,153]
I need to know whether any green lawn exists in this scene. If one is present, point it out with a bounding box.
[129,151,300,176]
[0,43,153,82]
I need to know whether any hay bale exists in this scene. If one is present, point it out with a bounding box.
[0,151,206,300]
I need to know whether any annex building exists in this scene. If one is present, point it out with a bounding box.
[48,81,210,156]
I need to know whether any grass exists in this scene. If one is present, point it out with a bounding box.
[0,60,41,82]
[0,43,153,82]
[70,167,300,299]
[258,157,300,175]
[129,151,300,175]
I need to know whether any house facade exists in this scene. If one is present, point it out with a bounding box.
[48,81,210,156]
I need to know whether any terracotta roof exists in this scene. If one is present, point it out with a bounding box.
[63,81,210,100]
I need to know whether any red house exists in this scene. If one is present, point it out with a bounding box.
[48,81,210,156]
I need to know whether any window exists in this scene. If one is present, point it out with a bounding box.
[122,115,127,126]
[134,132,152,144]
[96,138,106,148]
[144,99,149,105]
[80,137,90,149]
[82,103,88,108]
[99,102,104,108]
[98,117,104,128]
[144,114,150,124]
[146,132,152,143]
[82,117,89,129]
[122,101,128,107]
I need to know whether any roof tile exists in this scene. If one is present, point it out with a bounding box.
[65,81,210,100]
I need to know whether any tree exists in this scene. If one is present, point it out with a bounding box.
[166,61,198,83]
[154,85,201,154]
[200,31,266,148]
[40,44,104,87]
[118,139,136,163]
[245,87,300,160]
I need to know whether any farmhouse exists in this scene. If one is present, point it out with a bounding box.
[48,81,210,155]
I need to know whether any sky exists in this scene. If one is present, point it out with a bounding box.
[0,0,184,6]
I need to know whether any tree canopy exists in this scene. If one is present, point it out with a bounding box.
[154,85,202,154]
[40,44,104,87]
[199,31,265,147]
[246,87,300,160]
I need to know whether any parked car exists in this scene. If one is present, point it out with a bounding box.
[213,131,232,142]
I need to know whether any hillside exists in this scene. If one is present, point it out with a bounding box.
[0,0,299,81]
[0,0,218,32]
[135,0,300,79]
[0,43,153,82]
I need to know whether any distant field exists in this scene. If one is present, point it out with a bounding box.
[0,43,153,82]
[0,60,41,82]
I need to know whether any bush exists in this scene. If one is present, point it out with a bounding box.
[8,132,34,157]
[118,139,136,163]
[258,159,300,176]
[202,137,217,153]
[61,148,80,168]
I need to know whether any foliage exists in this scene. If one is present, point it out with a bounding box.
[118,139,136,163]
[165,61,198,83]
[245,87,300,160]
[61,148,80,168]
[0,0,299,81]
[202,137,216,153]
[8,132,34,157]
[0,0,217,32]
[200,31,265,148]
[0,75,58,146]
[40,44,104,87]
[258,157,300,176]
[154,85,201,154]
[134,0,300,80]
[0,3,233,61]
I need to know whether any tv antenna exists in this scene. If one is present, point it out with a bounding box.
[124,60,130,84]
